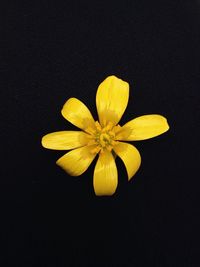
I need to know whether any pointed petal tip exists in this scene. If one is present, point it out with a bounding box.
[165,118,170,131]
[127,160,141,181]
[127,165,141,181]
[114,142,141,181]
[56,158,80,176]
[158,115,170,134]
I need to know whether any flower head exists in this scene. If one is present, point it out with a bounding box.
[42,76,169,196]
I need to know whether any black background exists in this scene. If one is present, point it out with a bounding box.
[1,1,200,266]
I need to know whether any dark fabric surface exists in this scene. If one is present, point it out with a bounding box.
[1,1,200,266]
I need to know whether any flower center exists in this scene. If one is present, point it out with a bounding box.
[87,121,120,153]
[97,132,113,148]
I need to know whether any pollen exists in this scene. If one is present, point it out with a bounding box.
[89,121,119,153]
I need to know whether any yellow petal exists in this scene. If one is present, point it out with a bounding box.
[56,145,97,176]
[93,150,118,196]
[116,115,169,141]
[41,131,90,150]
[113,142,141,180]
[96,75,129,127]
[61,98,95,133]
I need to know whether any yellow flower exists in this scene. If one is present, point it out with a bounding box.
[42,75,169,196]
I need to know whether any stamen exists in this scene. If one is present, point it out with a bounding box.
[95,121,102,131]
[89,121,119,153]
